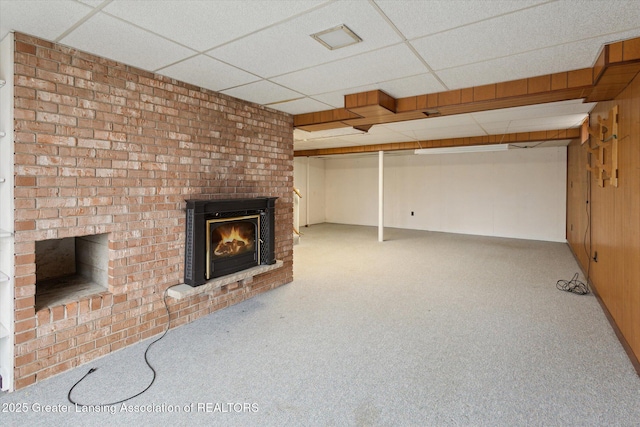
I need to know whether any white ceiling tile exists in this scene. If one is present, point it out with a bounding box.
[338,134,388,145]
[434,33,640,89]
[363,127,415,143]
[384,102,596,135]
[271,44,427,95]
[478,121,511,134]
[385,114,478,132]
[0,0,93,41]
[377,73,446,98]
[310,91,350,109]
[408,124,487,141]
[294,137,349,151]
[267,97,334,115]
[412,1,640,71]
[472,100,595,123]
[376,0,544,40]
[207,0,403,78]
[508,140,572,148]
[102,0,326,52]
[368,125,411,136]
[313,140,350,150]
[221,80,302,106]
[492,123,577,134]
[480,113,589,135]
[157,54,260,92]
[76,0,105,6]
[293,122,414,150]
[508,113,589,130]
[345,132,414,145]
[294,128,312,140]
[535,99,596,114]
[60,12,196,71]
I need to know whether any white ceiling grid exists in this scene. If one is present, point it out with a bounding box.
[0,0,639,152]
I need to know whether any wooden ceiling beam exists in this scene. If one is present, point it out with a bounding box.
[293,70,594,131]
[293,108,360,132]
[293,36,640,133]
[345,90,396,117]
[587,37,640,102]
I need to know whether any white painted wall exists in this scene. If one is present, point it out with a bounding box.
[325,156,379,226]
[322,146,567,242]
[293,157,326,226]
[0,32,15,391]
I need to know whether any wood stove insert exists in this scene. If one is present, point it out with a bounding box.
[184,197,277,287]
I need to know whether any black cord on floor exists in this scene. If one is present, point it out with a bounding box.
[556,272,590,295]
[67,285,176,407]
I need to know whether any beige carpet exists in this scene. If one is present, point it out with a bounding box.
[2,223,639,426]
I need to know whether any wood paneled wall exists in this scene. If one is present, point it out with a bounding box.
[567,72,640,369]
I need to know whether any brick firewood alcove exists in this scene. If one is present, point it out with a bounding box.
[35,233,108,310]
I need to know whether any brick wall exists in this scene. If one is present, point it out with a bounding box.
[11,33,294,390]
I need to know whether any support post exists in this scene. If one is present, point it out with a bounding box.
[378,151,384,242]
[305,157,310,227]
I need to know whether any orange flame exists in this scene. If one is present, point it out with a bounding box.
[214,225,253,257]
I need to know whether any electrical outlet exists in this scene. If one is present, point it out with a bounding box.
[411,211,414,216]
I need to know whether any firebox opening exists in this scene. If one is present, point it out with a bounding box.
[206,215,260,280]
[210,220,256,259]
[35,234,109,311]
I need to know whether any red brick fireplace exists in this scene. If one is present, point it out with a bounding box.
[10,33,293,390]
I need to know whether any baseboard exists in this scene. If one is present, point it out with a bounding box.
[566,243,640,377]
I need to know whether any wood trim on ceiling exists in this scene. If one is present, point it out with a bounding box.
[294,36,640,133]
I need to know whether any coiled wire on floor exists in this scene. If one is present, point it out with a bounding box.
[556,272,590,295]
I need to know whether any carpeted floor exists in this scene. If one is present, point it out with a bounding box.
[2,223,639,426]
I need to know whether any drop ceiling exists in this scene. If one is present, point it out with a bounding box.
[1,0,639,153]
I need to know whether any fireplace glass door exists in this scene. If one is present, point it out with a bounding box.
[206,215,260,279]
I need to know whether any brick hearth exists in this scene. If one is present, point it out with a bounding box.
[10,33,293,390]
